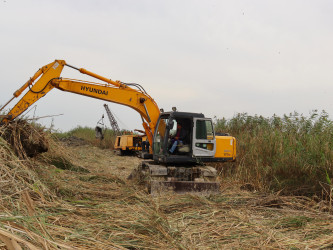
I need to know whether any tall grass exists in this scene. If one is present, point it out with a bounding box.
[215,110,333,195]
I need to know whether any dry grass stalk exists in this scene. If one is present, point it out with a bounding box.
[0,228,39,250]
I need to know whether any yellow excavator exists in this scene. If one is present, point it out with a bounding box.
[101,103,146,155]
[114,130,149,156]
[0,60,236,194]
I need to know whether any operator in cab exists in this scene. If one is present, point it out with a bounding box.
[169,123,188,154]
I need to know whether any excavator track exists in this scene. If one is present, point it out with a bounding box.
[132,161,220,195]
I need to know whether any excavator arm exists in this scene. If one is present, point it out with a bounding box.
[1,60,66,123]
[0,60,160,147]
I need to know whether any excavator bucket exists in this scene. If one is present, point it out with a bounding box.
[130,161,221,195]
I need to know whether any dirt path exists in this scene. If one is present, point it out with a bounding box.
[30,144,333,249]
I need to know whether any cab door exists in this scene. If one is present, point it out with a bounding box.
[192,118,216,157]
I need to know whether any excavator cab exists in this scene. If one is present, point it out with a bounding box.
[152,111,217,164]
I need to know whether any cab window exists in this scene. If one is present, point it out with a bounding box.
[196,120,214,140]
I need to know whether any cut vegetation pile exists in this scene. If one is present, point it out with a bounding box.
[2,120,49,158]
[0,118,333,249]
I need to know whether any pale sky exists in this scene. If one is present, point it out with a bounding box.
[0,0,332,132]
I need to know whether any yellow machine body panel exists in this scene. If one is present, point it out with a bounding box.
[214,136,236,160]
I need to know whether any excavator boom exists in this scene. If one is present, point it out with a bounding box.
[0,60,160,147]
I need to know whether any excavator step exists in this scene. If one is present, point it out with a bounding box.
[150,180,220,195]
